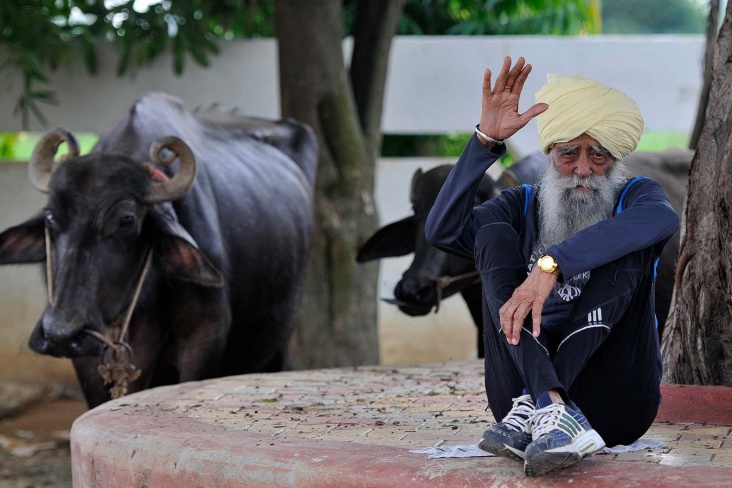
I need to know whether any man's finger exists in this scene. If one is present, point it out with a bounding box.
[512,63,532,94]
[493,56,512,92]
[532,307,542,338]
[510,313,522,345]
[518,103,549,127]
[510,302,531,344]
[504,57,526,92]
[482,69,492,93]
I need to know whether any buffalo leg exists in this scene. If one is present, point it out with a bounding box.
[72,356,111,408]
[461,284,485,358]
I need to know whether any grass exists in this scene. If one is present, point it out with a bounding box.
[0,132,99,162]
[0,130,692,162]
[636,131,691,152]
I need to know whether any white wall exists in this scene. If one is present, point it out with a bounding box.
[1,35,704,155]
[0,35,705,367]
[0,164,75,384]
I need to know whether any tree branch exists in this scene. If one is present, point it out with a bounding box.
[350,0,404,159]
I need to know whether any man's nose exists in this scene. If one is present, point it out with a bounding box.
[574,154,593,178]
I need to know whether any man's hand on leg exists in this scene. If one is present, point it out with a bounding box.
[499,266,557,344]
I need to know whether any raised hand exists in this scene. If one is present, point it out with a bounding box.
[478,56,548,143]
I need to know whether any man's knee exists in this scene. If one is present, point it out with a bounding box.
[578,390,659,447]
[567,249,654,326]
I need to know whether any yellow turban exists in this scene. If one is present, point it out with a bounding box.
[534,74,644,160]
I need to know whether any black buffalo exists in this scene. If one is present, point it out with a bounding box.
[0,92,317,407]
[358,149,690,357]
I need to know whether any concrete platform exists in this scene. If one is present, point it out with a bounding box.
[70,360,732,487]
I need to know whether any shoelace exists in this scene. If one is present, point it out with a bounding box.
[531,404,568,439]
[502,395,535,432]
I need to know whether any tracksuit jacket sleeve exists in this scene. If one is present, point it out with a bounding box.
[425,134,519,261]
[545,177,680,279]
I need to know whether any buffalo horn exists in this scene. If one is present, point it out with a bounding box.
[28,129,80,193]
[410,168,423,203]
[144,136,197,203]
[498,169,521,189]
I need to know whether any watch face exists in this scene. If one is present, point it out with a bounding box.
[539,255,555,272]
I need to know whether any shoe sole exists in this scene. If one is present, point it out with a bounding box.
[478,438,525,463]
[524,451,582,477]
[524,429,605,477]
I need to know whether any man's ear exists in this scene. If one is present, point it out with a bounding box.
[147,205,223,287]
[0,214,46,264]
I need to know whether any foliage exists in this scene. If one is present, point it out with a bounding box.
[1,0,599,130]
[0,1,68,128]
[602,0,707,34]
[0,132,19,160]
[0,131,100,162]
[381,133,469,157]
[0,0,273,129]
[397,0,601,35]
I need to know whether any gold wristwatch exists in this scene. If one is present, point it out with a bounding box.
[537,254,559,275]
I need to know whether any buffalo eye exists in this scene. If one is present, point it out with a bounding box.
[119,215,135,228]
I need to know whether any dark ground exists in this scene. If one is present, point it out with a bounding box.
[0,383,86,488]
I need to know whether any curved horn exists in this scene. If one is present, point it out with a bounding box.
[497,169,521,189]
[410,168,423,203]
[28,129,80,193]
[144,136,197,204]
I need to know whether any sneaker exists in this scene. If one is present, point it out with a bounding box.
[523,402,605,477]
[478,394,534,462]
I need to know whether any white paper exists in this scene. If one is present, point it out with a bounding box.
[410,438,665,459]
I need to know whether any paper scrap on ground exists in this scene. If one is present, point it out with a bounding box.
[410,444,492,459]
[600,438,665,454]
[410,438,665,459]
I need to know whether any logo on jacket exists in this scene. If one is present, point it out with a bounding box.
[587,308,603,324]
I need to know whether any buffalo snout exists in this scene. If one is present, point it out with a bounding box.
[393,279,437,316]
[29,313,102,358]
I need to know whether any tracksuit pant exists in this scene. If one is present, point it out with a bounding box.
[474,222,662,447]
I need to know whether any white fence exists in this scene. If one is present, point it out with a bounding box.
[1,35,705,154]
[0,36,705,373]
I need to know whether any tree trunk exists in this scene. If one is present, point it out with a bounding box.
[350,0,404,158]
[662,3,732,385]
[689,0,719,150]
[274,0,402,368]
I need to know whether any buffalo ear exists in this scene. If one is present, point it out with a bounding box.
[155,236,224,287]
[147,205,223,287]
[0,214,46,264]
[357,216,417,263]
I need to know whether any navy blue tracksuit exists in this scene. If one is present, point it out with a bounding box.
[425,135,679,447]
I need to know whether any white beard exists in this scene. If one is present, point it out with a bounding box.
[536,161,631,250]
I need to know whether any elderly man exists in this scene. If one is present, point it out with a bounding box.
[425,57,679,477]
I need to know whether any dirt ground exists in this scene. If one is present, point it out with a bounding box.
[0,300,477,487]
[0,388,86,488]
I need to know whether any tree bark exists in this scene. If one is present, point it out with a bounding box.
[662,3,732,385]
[689,0,719,150]
[274,0,402,368]
[350,0,404,159]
